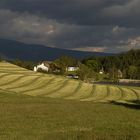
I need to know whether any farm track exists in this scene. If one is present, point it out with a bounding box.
[0,62,140,104]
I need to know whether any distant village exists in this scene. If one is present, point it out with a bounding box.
[33,61,80,79]
[34,61,79,73]
[34,61,122,77]
[33,60,140,85]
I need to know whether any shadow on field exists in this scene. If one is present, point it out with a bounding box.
[110,100,140,110]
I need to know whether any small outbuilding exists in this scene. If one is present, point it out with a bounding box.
[99,68,104,74]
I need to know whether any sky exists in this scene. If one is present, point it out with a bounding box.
[0,0,140,53]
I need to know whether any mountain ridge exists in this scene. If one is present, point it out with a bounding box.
[0,39,114,61]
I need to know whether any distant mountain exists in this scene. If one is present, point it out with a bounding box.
[0,39,114,61]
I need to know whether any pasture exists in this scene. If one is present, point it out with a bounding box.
[0,62,140,140]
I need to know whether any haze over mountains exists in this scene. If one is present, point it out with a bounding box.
[0,39,113,61]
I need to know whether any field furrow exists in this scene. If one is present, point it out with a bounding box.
[81,85,107,101]
[38,79,69,96]
[23,77,56,96]
[116,87,125,101]
[47,80,79,98]
[132,89,140,99]
[0,62,140,104]
[6,76,42,90]
[0,74,23,86]
[0,73,11,79]
[80,85,96,100]
[64,83,93,100]
[104,86,122,101]
[99,86,111,102]
[8,76,51,93]
[129,88,139,100]
[0,75,25,87]
[122,88,138,101]
[61,81,83,99]
[19,77,55,93]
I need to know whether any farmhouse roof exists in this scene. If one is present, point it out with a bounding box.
[39,61,51,67]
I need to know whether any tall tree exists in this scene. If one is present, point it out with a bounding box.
[128,65,138,79]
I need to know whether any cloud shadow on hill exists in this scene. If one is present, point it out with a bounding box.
[110,100,140,110]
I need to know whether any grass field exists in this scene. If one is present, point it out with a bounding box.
[0,62,140,140]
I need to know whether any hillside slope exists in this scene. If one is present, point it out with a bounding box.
[0,39,113,61]
[0,62,140,139]
[0,62,139,104]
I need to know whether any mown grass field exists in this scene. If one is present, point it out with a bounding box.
[0,62,140,140]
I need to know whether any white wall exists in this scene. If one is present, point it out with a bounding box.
[34,63,49,72]
[67,67,79,72]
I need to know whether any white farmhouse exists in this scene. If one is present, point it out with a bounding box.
[34,62,50,72]
[66,66,79,72]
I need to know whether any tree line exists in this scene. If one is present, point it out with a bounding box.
[82,49,140,80]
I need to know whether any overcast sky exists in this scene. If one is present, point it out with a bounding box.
[0,0,140,53]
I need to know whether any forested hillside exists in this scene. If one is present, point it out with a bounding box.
[83,49,140,79]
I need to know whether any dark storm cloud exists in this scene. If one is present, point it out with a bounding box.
[0,0,140,53]
[0,0,134,26]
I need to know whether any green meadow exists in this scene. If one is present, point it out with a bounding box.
[0,62,140,140]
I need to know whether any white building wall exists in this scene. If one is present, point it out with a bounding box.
[34,63,49,72]
[34,66,37,72]
[67,67,79,72]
